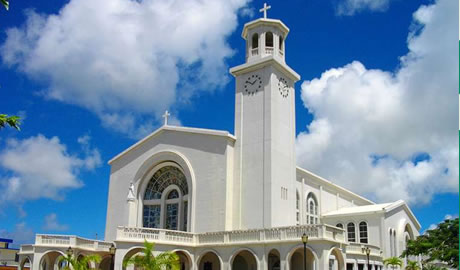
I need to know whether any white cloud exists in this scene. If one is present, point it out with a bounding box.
[42,213,69,231]
[296,0,458,205]
[0,134,101,204]
[1,0,250,138]
[336,0,390,16]
[0,223,35,248]
[424,214,458,233]
[240,7,255,18]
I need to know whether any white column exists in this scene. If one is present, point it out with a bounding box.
[127,200,137,226]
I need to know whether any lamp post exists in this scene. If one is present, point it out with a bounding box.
[362,246,371,270]
[109,243,116,270]
[302,233,309,270]
[66,246,73,268]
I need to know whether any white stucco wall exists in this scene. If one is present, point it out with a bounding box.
[105,129,235,241]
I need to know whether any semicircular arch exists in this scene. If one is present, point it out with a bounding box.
[196,249,223,270]
[285,244,319,270]
[134,150,196,231]
[229,248,259,270]
[327,247,346,270]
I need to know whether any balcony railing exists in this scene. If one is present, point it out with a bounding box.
[265,47,274,55]
[345,242,382,257]
[24,234,113,253]
[251,48,259,56]
[116,224,345,246]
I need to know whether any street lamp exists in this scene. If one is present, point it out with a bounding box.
[302,233,309,270]
[109,243,116,270]
[66,247,73,268]
[66,246,73,257]
[362,246,371,270]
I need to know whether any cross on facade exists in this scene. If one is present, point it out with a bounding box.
[162,110,171,126]
[259,3,271,19]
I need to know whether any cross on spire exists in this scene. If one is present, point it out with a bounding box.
[259,3,271,19]
[162,110,171,126]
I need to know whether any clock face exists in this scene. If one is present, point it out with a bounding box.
[278,77,289,98]
[244,74,262,95]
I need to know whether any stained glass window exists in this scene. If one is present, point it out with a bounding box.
[142,165,190,231]
[143,205,161,228]
[183,201,188,231]
[144,166,188,200]
[165,203,178,230]
[167,189,179,199]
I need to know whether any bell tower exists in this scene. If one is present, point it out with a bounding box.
[230,4,301,229]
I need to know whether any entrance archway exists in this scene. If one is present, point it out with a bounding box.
[198,251,221,270]
[19,257,31,270]
[122,247,145,270]
[288,246,317,270]
[39,251,65,270]
[175,250,192,270]
[99,256,112,270]
[328,248,345,270]
[268,249,281,270]
[231,249,257,270]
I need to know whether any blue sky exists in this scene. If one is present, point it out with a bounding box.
[0,0,458,246]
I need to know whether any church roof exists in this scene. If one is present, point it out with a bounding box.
[296,166,375,205]
[322,202,396,216]
[108,125,235,164]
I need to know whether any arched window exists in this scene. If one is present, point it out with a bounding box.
[347,222,356,242]
[252,33,259,49]
[393,230,397,256]
[306,193,319,224]
[389,229,394,257]
[279,35,284,50]
[359,221,368,243]
[266,32,273,47]
[296,191,300,225]
[143,165,189,231]
[336,223,343,229]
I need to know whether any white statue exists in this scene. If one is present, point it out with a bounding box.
[127,181,136,202]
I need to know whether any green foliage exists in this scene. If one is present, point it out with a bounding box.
[384,257,403,270]
[0,114,20,130]
[58,254,101,270]
[401,218,459,268]
[422,264,448,270]
[405,260,420,270]
[1,0,8,10]
[123,240,180,270]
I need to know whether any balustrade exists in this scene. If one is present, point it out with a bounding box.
[34,234,112,252]
[346,242,381,256]
[26,224,349,252]
[115,224,344,246]
[265,47,274,55]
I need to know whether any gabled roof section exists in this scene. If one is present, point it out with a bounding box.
[109,125,236,165]
[296,166,374,205]
[322,202,395,217]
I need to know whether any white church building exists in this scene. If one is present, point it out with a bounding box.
[17,6,421,270]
